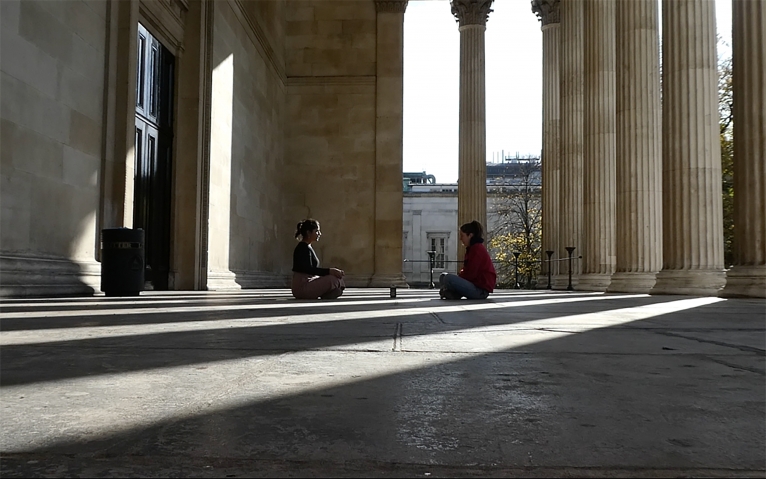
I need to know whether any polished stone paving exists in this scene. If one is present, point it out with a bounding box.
[0,289,764,477]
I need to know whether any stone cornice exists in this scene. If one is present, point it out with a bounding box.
[450,0,493,27]
[230,0,286,85]
[375,0,408,14]
[531,0,560,26]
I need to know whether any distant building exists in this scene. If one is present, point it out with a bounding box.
[402,158,540,287]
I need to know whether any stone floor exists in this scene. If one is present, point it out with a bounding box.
[0,288,764,478]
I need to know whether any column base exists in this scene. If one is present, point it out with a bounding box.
[339,274,371,288]
[551,274,572,290]
[369,273,409,288]
[607,272,657,294]
[720,265,766,298]
[576,274,612,292]
[651,269,726,296]
[231,269,290,288]
[0,253,101,297]
[207,270,241,291]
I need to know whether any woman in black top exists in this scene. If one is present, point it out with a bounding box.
[291,219,345,299]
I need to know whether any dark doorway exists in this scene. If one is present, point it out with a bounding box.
[134,23,174,291]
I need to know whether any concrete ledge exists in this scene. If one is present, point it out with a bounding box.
[369,273,408,288]
[232,270,290,289]
[721,265,766,298]
[0,253,100,298]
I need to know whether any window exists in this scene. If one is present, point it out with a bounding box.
[428,234,448,269]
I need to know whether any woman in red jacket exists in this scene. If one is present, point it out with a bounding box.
[439,221,497,300]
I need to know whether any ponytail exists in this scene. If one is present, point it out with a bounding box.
[460,220,484,240]
[295,218,320,240]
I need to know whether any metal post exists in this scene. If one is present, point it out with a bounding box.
[427,250,436,289]
[545,250,554,289]
[565,246,575,291]
[513,251,521,289]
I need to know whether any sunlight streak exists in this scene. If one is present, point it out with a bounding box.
[0,290,584,310]
[0,297,724,453]
[0,294,645,345]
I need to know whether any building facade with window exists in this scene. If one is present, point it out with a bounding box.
[403,184,459,288]
[402,161,541,287]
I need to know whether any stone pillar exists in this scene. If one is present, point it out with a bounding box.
[532,0,562,284]
[206,40,239,291]
[653,0,726,296]
[372,0,408,287]
[722,0,766,298]
[579,0,616,291]
[557,0,584,289]
[451,0,493,233]
[173,0,214,290]
[607,0,663,293]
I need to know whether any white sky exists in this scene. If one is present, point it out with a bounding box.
[403,0,734,184]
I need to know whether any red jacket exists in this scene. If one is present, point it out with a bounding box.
[459,241,497,293]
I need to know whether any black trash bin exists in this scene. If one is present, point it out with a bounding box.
[101,228,145,297]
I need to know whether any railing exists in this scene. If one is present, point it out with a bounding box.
[403,250,460,289]
[513,247,582,291]
[404,247,583,291]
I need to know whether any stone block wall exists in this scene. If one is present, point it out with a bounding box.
[0,0,106,295]
[284,0,378,285]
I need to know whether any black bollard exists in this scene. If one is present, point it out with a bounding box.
[427,250,436,289]
[545,250,554,289]
[513,251,521,289]
[565,246,575,291]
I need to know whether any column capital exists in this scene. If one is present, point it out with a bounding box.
[450,0,493,27]
[374,0,408,14]
[532,0,560,26]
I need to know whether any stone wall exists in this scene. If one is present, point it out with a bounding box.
[0,0,107,295]
[284,0,378,286]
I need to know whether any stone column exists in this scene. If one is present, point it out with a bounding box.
[372,0,409,287]
[532,0,562,285]
[607,0,663,293]
[722,0,766,298]
[451,0,493,233]
[579,0,616,291]
[653,0,726,296]
[557,0,584,289]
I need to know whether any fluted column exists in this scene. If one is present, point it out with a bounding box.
[532,0,561,284]
[557,0,584,289]
[579,0,616,291]
[372,0,408,287]
[451,0,493,234]
[607,0,663,293]
[722,0,766,298]
[653,0,726,296]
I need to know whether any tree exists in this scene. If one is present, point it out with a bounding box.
[719,41,734,267]
[487,158,542,288]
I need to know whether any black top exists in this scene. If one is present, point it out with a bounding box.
[292,241,330,276]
